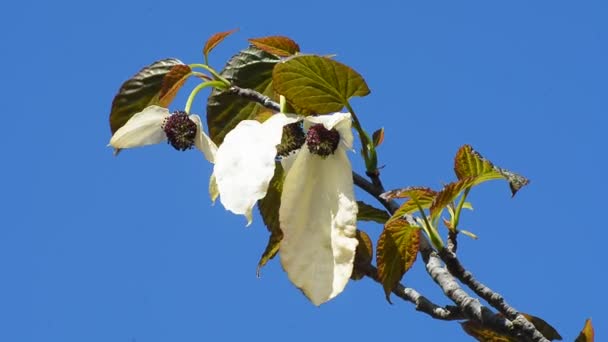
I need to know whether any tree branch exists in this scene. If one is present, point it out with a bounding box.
[439,248,549,342]
[229,86,548,342]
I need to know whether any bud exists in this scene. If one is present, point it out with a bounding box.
[306,123,340,157]
[277,122,306,157]
[162,111,197,151]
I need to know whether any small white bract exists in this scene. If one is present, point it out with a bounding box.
[108,105,217,162]
[213,112,359,306]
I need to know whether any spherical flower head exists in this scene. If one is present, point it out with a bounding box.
[276,122,306,157]
[162,111,198,151]
[305,123,341,157]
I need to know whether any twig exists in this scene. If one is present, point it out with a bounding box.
[229,86,549,342]
[439,248,549,342]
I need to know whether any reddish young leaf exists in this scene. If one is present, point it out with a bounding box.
[454,145,529,196]
[351,230,373,280]
[203,28,238,60]
[248,36,300,57]
[372,128,385,147]
[575,319,594,342]
[429,179,475,222]
[376,219,420,302]
[383,187,437,224]
[109,58,184,134]
[158,64,192,107]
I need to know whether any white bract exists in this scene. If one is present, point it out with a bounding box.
[108,105,217,162]
[213,112,358,305]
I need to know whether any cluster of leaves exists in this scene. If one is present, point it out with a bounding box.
[108,30,594,341]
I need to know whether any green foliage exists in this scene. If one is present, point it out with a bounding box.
[376,219,420,302]
[272,55,370,113]
[248,36,300,57]
[356,201,390,224]
[109,58,184,134]
[454,144,529,196]
[256,164,285,276]
[382,187,438,224]
[206,46,280,144]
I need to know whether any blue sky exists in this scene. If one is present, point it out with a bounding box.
[2,0,606,341]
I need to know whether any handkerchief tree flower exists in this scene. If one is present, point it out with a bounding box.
[107,31,589,341]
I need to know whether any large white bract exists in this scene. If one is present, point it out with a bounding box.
[213,112,359,305]
[108,105,217,162]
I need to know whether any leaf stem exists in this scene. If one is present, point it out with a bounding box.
[345,102,377,173]
[188,63,231,86]
[452,188,470,230]
[184,81,226,114]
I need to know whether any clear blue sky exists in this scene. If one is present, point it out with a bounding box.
[2,1,606,341]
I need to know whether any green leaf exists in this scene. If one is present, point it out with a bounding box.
[575,319,594,342]
[357,201,390,224]
[203,29,238,61]
[376,219,420,302]
[206,46,280,144]
[256,163,285,277]
[273,55,370,114]
[351,230,373,280]
[454,145,530,196]
[522,313,562,341]
[158,64,192,107]
[109,58,184,134]
[461,320,516,341]
[248,36,300,57]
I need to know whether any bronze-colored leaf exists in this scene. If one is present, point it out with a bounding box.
[454,145,529,196]
[256,163,285,276]
[521,313,562,340]
[206,46,280,144]
[203,29,238,60]
[248,36,300,57]
[429,179,475,222]
[351,230,373,280]
[273,55,370,114]
[372,128,385,147]
[357,201,390,224]
[158,64,192,107]
[461,320,516,342]
[575,319,594,342]
[376,219,420,302]
[109,58,184,134]
[383,187,437,224]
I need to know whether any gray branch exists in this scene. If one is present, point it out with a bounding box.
[228,86,549,342]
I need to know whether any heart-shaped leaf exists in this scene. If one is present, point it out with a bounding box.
[382,187,438,223]
[206,46,280,144]
[109,58,184,134]
[249,36,300,57]
[376,219,420,302]
[273,55,370,114]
